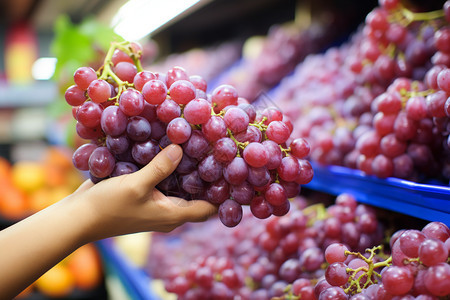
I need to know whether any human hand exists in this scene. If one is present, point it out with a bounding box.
[67,144,218,243]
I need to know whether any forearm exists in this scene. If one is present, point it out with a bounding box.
[0,194,94,299]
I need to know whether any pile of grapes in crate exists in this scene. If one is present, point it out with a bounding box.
[147,192,450,299]
[66,41,313,227]
[272,0,450,184]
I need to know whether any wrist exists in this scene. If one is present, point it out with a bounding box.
[59,193,100,246]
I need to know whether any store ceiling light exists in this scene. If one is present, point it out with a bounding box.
[32,57,57,81]
[112,0,202,41]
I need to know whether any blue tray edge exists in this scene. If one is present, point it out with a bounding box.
[306,162,450,226]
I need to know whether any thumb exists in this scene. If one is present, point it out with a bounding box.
[168,197,218,222]
[73,179,94,194]
[135,144,183,188]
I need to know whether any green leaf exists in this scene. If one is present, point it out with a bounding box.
[50,15,123,82]
[79,17,124,50]
[51,15,96,79]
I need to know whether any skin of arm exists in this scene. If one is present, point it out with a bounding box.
[0,144,218,299]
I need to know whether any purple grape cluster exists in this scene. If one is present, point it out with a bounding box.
[272,0,450,183]
[65,41,313,227]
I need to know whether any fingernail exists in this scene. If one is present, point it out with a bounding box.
[166,144,182,162]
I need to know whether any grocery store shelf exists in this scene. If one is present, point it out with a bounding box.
[305,162,450,226]
[0,81,57,108]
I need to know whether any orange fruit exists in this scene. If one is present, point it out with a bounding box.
[28,188,53,213]
[67,244,103,290]
[11,161,45,193]
[28,186,73,213]
[44,164,67,187]
[44,146,73,170]
[35,263,75,298]
[0,186,28,220]
[0,156,12,182]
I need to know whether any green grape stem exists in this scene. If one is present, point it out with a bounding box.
[343,246,393,295]
[115,42,144,72]
[403,88,435,98]
[211,107,224,117]
[227,128,248,155]
[281,146,291,156]
[97,41,141,101]
[399,82,436,108]
[271,284,301,300]
[223,115,291,157]
[388,4,445,27]
[401,7,445,24]
[250,117,269,141]
[249,117,268,132]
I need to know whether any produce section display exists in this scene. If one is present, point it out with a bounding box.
[270,0,450,184]
[213,18,341,102]
[211,0,384,103]
[67,41,313,227]
[146,192,449,299]
[1,0,449,299]
[124,1,449,299]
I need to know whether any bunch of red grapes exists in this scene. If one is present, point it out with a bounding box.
[273,0,450,183]
[219,22,322,102]
[147,193,387,299]
[65,41,313,227]
[147,191,449,299]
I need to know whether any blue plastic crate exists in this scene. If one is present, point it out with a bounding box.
[305,162,450,226]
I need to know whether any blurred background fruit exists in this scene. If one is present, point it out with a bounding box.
[11,161,46,194]
[66,243,103,292]
[0,146,84,221]
[33,243,104,299]
[35,263,76,298]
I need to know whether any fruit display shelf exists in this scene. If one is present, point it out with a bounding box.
[305,162,450,226]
